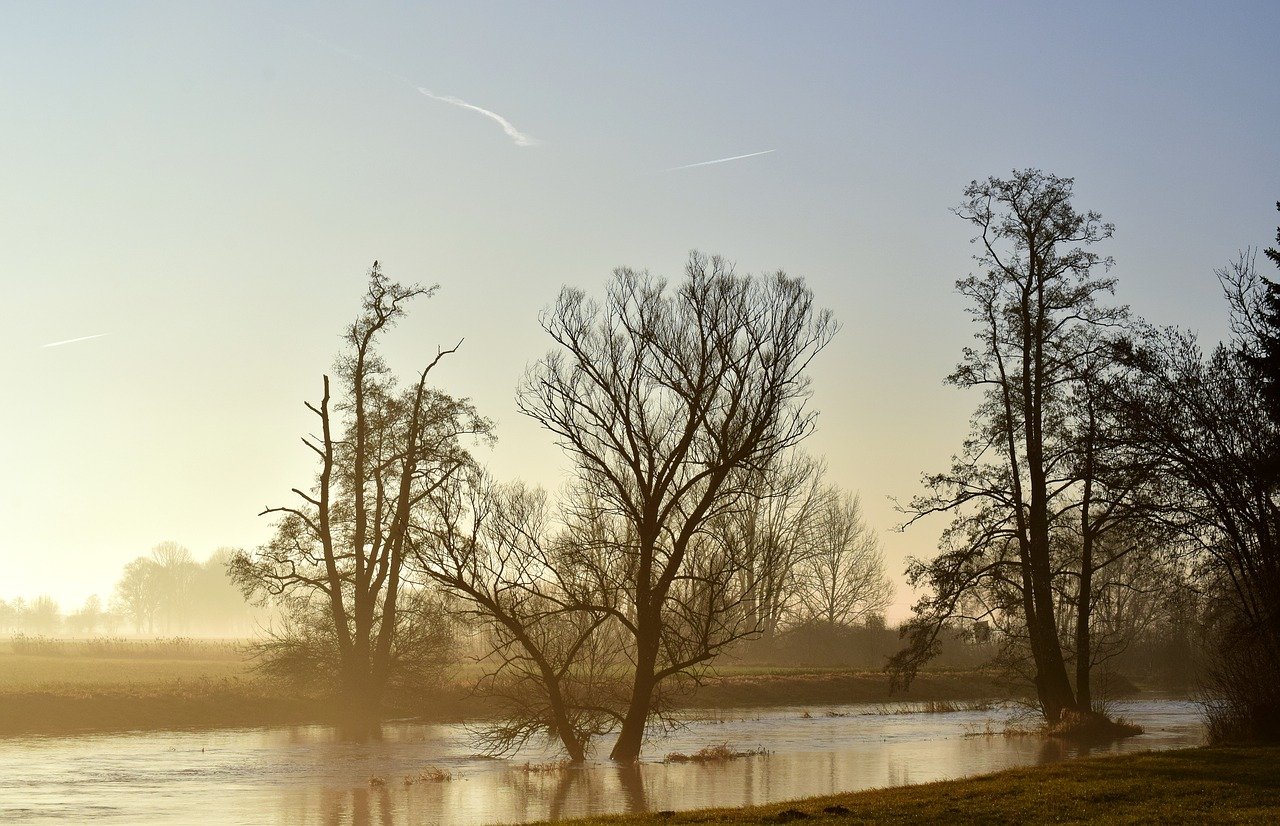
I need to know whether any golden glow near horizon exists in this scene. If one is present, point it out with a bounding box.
[1,3,1277,621]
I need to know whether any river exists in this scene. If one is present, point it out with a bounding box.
[0,699,1203,824]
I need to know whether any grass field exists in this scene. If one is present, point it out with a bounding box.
[0,636,1010,736]
[540,747,1280,825]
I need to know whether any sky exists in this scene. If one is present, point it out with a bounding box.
[1,2,1277,620]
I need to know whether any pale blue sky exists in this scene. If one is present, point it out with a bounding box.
[2,2,1277,617]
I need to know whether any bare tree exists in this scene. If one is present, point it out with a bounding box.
[231,263,490,714]
[113,557,161,634]
[720,451,829,637]
[412,471,619,761]
[795,488,892,628]
[518,253,836,760]
[895,170,1126,723]
[150,542,198,633]
[67,596,106,636]
[1110,255,1280,740]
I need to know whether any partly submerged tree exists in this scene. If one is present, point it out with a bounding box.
[231,263,489,714]
[518,253,837,760]
[895,170,1127,723]
[412,471,621,761]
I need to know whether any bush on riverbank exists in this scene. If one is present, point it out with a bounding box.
[1045,709,1144,741]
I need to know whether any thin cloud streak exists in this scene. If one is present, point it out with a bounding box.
[665,149,775,171]
[415,88,538,147]
[297,30,538,148]
[42,333,109,349]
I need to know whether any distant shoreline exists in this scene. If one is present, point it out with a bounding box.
[0,662,1012,738]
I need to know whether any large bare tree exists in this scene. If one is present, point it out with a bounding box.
[896,171,1126,723]
[518,253,836,760]
[231,263,490,714]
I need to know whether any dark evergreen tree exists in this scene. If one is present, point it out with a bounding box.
[1243,202,1280,416]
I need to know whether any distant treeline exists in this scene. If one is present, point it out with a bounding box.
[1,542,262,637]
[734,609,1199,698]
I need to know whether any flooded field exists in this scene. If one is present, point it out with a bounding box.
[0,699,1203,825]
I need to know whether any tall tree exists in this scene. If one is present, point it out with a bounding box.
[1112,254,1280,741]
[1239,202,1280,419]
[896,170,1124,723]
[231,263,489,713]
[519,253,836,760]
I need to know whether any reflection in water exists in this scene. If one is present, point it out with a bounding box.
[0,700,1203,825]
[616,764,648,813]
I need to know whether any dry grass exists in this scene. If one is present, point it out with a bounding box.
[405,767,453,784]
[962,720,1041,739]
[868,699,996,716]
[7,635,243,660]
[519,759,577,773]
[961,710,1143,742]
[534,747,1280,825]
[664,744,770,763]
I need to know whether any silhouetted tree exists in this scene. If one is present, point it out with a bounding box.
[518,253,836,760]
[150,542,198,633]
[24,596,61,634]
[0,600,17,632]
[1111,252,1280,741]
[113,557,161,633]
[719,450,829,637]
[413,472,620,761]
[1240,202,1280,419]
[66,596,106,636]
[231,263,489,714]
[895,170,1125,723]
[795,488,892,628]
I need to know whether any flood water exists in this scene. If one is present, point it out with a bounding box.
[0,699,1203,825]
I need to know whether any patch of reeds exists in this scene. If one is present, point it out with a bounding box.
[518,759,576,773]
[664,744,769,763]
[869,699,995,716]
[9,635,241,660]
[404,767,452,784]
[963,720,1040,739]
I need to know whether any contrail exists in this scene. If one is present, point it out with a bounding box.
[42,333,109,349]
[665,149,775,172]
[298,30,537,147]
[415,88,538,147]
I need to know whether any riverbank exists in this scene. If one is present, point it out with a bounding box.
[0,640,1009,736]
[543,746,1280,825]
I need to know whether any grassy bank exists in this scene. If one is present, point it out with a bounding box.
[544,747,1280,825]
[0,638,1007,736]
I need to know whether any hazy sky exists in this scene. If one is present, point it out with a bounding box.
[2,2,1277,619]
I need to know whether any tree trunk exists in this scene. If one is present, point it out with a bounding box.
[1027,507,1078,721]
[1076,557,1093,711]
[1076,453,1096,712]
[610,628,658,761]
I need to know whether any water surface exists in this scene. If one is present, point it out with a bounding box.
[0,699,1203,824]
